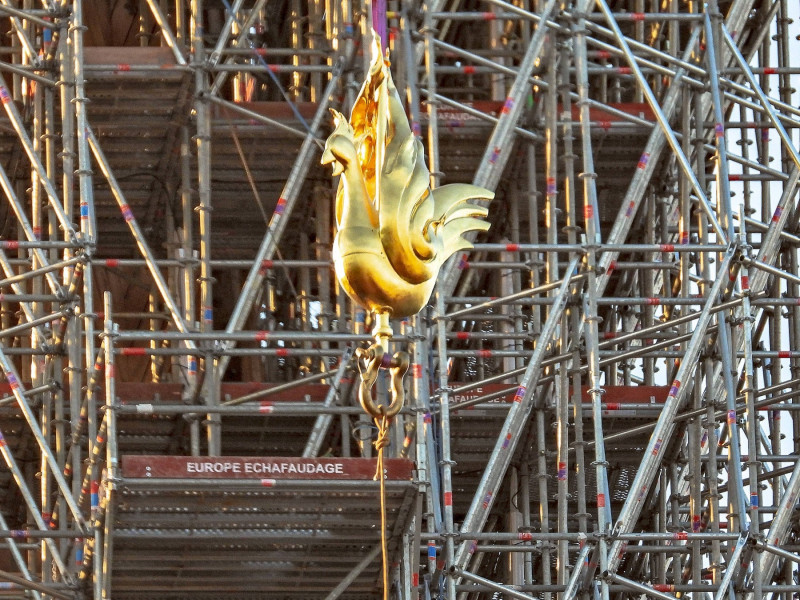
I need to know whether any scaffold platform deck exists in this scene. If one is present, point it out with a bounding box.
[110,456,417,599]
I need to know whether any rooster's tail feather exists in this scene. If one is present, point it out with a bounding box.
[432,184,494,220]
[440,217,492,259]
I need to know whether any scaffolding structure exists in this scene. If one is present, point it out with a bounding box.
[0,0,799,598]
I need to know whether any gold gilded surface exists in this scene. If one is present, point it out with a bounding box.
[322,32,494,322]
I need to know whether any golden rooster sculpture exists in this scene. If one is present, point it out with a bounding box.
[322,33,493,334]
[321,31,493,418]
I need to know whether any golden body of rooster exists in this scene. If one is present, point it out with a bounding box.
[321,33,493,320]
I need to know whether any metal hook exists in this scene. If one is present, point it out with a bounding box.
[356,343,409,420]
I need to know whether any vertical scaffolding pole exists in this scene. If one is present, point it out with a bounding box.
[435,291,456,600]
[72,0,96,245]
[101,292,118,598]
[738,217,762,597]
[190,0,221,454]
[423,2,438,190]
[708,21,750,525]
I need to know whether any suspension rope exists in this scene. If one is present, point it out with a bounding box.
[357,344,407,598]
[374,414,391,600]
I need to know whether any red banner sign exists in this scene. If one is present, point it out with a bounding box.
[121,456,415,481]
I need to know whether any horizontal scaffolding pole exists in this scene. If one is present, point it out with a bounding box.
[114,331,373,343]
[0,569,73,600]
[469,243,728,253]
[114,404,402,416]
[115,347,344,357]
[419,89,542,141]
[118,478,415,492]
[448,584,800,594]
[0,530,91,539]
[423,531,739,541]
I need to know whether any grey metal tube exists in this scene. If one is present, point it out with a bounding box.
[441,272,589,320]
[0,59,54,85]
[0,255,81,288]
[605,247,736,572]
[205,94,313,140]
[100,293,118,597]
[436,292,456,599]
[0,568,70,600]
[0,3,53,28]
[144,0,187,64]
[451,567,538,600]
[115,330,371,342]
[117,404,384,416]
[603,571,678,600]
[562,544,592,600]
[412,314,443,536]
[716,314,749,531]
[72,0,97,244]
[703,11,734,237]
[712,534,749,600]
[751,166,800,292]
[454,256,581,570]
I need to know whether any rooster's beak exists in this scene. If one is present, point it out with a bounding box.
[321,148,343,176]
